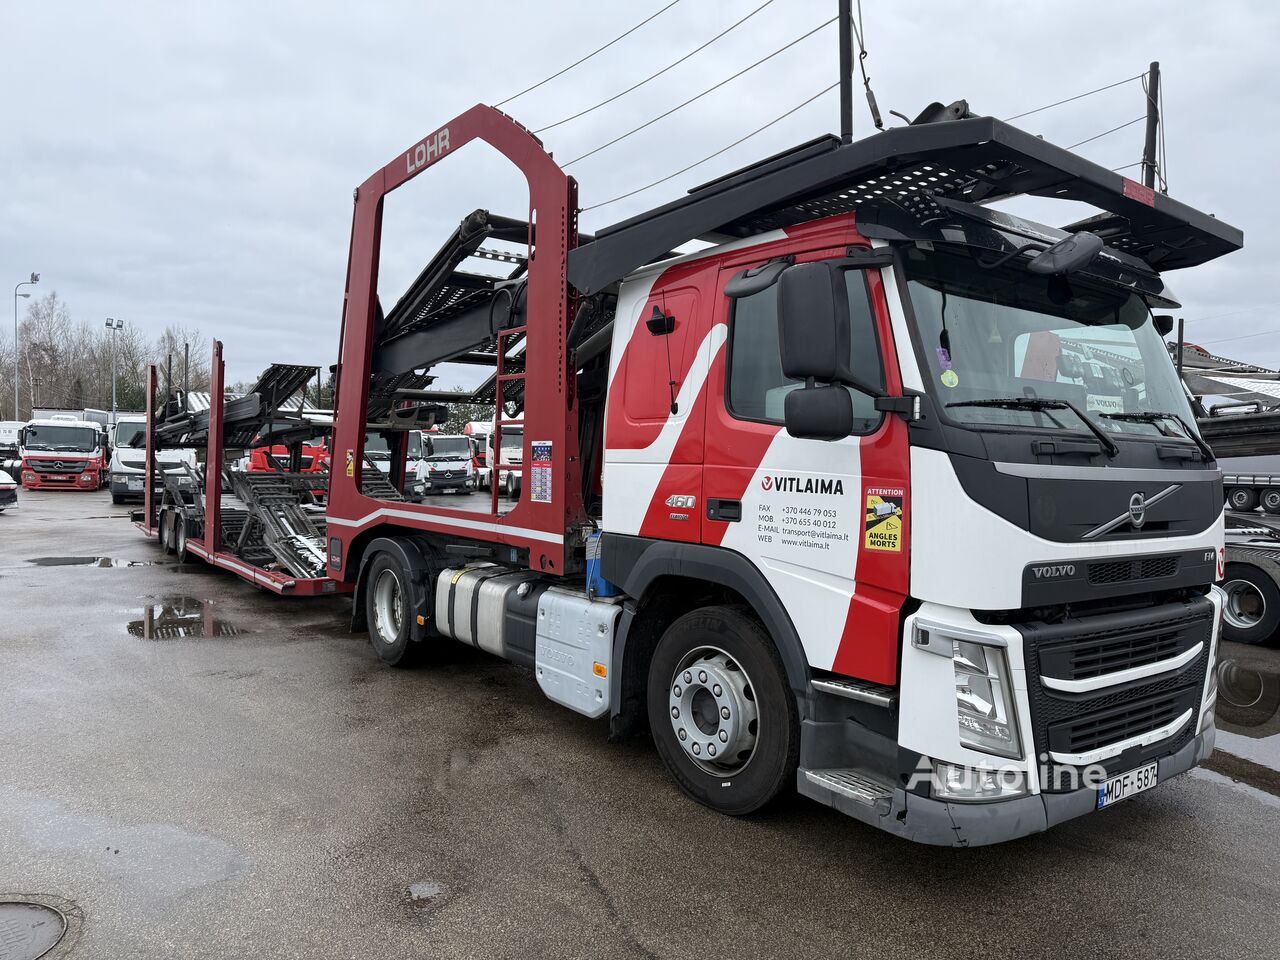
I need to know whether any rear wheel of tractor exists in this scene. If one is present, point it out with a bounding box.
[1262,489,1280,515]
[365,551,418,667]
[1221,563,1280,645]
[647,605,799,816]
[1229,487,1260,512]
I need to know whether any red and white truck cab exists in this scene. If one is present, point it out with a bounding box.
[179,104,1242,845]
[19,417,106,491]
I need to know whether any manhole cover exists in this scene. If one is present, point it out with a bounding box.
[0,902,65,960]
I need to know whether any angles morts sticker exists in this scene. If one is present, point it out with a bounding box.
[864,487,904,552]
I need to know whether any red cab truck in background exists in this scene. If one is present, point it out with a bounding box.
[19,417,106,491]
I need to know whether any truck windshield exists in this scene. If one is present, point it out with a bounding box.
[23,425,99,452]
[902,247,1196,441]
[500,429,523,452]
[428,437,470,459]
[116,422,145,448]
[364,432,391,460]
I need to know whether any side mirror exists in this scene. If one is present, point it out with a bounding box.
[777,262,850,382]
[784,385,854,441]
[1026,231,1103,276]
[1153,314,1175,337]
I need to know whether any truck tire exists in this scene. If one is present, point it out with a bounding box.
[1262,490,1280,515]
[174,519,188,563]
[364,551,418,667]
[1228,487,1259,512]
[647,605,799,816]
[159,510,175,554]
[1221,563,1280,645]
[112,493,125,505]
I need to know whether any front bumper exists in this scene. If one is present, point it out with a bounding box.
[802,725,1215,846]
[0,488,17,508]
[418,474,472,492]
[111,473,146,499]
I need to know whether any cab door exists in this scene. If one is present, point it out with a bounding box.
[701,255,910,683]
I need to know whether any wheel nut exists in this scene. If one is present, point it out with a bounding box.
[708,744,717,757]
[671,707,679,719]
[684,671,693,684]
[713,684,722,696]
[692,743,701,755]
[718,730,728,742]
[674,685,682,697]
[720,707,730,720]
[678,729,687,741]
[698,670,708,683]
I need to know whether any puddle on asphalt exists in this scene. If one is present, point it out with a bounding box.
[126,597,248,640]
[408,880,447,907]
[28,556,156,567]
[1212,657,1280,797]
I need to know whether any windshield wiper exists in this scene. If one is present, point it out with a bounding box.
[947,397,1119,457]
[1100,411,1215,460]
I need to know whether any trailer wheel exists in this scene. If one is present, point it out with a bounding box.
[1228,487,1260,512]
[159,510,175,554]
[365,552,417,666]
[647,605,799,816]
[1221,563,1280,645]
[174,519,188,563]
[1262,490,1280,514]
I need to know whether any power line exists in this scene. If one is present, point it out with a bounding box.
[1111,161,1143,172]
[1198,327,1280,347]
[564,15,836,168]
[494,0,683,108]
[584,81,840,213]
[1002,73,1146,123]
[1187,303,1280,324]
[534,0,777,135]
[1066,115,1145,150]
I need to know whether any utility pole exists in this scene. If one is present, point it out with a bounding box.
[1141,61,1161,190]
[838,0,853,143]
[13,272,39,419]
[105,317,124,426]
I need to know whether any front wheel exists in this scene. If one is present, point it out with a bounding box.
[1221,564,1280,645]
[647,605,799,816]
[364,552,418,666]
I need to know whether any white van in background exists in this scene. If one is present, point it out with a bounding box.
[109,415,196,504]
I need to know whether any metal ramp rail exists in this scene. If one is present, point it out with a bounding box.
[227,471,328,579]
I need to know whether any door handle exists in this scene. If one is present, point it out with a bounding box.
[707,498,741,522]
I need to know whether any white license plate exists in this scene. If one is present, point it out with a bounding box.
[1097,761,1158,809]
[128,478,143,490]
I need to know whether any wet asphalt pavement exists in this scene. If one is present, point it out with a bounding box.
[2,491,1279,959]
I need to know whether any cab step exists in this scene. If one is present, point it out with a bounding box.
[801,768,895,807]
[811,677,897,708]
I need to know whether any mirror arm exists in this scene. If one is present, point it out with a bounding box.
[874,393,922,421]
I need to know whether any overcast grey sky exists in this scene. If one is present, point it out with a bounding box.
[2,1,1276,384]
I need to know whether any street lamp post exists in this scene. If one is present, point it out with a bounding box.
[105,317,124,426]
[13,272,39,420]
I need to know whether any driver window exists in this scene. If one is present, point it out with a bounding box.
[727,268,884,433]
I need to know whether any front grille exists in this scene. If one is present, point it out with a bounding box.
[29,460,87,473]
[1021,597,1212,790]
[1049,685,1199,756]
[1086,555,1179,585]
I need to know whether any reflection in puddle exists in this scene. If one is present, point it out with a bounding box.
[29,556,155,567]
[1217,660,1280,740]
[127,597,246,639]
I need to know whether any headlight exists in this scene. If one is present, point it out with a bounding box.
[953,640,1022,759]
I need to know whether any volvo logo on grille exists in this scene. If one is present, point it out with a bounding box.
[1128,492,1147,528]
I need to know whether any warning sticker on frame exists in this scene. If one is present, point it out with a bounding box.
[530,440,553,503]
[864,487,904,552]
